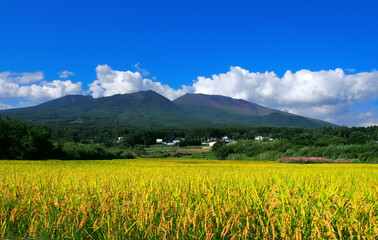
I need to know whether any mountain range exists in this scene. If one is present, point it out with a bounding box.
[0,90,336,128]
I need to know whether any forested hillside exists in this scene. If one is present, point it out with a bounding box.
[1,116,377,161]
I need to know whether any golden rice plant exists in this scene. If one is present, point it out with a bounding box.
[0,159,377,239]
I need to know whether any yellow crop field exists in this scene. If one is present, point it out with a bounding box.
[0,159,377,239]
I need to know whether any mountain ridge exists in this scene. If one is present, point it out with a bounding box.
[0,90,336,128]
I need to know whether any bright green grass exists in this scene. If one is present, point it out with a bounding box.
[0,159,377,239]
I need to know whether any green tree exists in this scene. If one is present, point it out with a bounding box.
[349,131,368,144]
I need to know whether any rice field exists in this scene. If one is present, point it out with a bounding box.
[0,159,377,239]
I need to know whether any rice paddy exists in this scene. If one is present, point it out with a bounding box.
[0,159,377,239]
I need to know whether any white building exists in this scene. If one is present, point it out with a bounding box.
[222,136,235,143]
[255,136,273,141]
[255,136,264,141]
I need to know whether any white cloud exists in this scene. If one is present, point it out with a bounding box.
[358,111,373,119]
[58,70,74,78]
[360,120,378,127]
[0,71,44,84]
[89,64,191,100]
[0,71,84,102]
[17,80,84,102]
[192,67,378,126]
[0,102,13,110]
[193,67,378,106]
[133,62,150,76]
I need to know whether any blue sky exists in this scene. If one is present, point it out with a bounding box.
[0,0,377,126]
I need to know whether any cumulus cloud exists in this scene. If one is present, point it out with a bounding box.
[0,71,44,84]
[192,67,378,126]
[58,70,74,78]
[17,80,84,102]
[0,71,84,102]
[193,67,378,106]
[89,64,191,100]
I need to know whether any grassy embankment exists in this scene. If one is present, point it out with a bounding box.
[0,159,377,239]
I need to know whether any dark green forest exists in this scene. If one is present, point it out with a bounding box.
[1,117,377,161]
[211,137,378,162]
[0,118,132,160]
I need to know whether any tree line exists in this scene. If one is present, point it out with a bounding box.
[0,118,133,160]
[211,134,378,162]
[1,116,377,161]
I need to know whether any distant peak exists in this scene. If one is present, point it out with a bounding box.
[131,90,159,96]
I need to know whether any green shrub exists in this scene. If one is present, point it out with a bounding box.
[121,151,135,159]
[61,142,116,160]
[227,153,247,160]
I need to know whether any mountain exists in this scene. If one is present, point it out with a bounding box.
[0,91,205,127]
[0,91,336,128]
[173,93,336,128]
